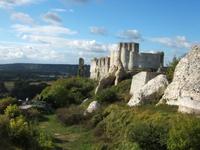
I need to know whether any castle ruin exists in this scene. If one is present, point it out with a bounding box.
[90,42,164,80]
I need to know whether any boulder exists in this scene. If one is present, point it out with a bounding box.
[177,97,200,114]
[128,74,168,106]
[85,101,100,114]
[159,46,200,112]
[129,71,158,96]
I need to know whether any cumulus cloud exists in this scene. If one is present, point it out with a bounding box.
[151,36,191,49]
[117,29,142,41]
[90,26,107,36]
[0,0,36,8]
[10,12,34,25]
[0,42,64,63]
[12,24,77,36]
[42,12,62,25]
[21,34,111,53]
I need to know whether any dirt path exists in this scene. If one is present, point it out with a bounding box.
[39,115,95,150]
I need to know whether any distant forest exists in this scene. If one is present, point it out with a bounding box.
[0,63,90,81]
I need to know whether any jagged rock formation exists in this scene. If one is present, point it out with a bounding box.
[85,101,100,114]
[129,71,158,95]
[159,46,200,114]
[95,56,126,94]
[90,42,164,80]
[128,74,168,106]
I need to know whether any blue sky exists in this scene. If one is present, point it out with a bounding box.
[0,0,199,64]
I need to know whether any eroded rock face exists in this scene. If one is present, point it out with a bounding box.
[95,75,115,94]
[128,74,168,106]
[86,101,100,113]
[129,71,158,96]
[160,46,200,110]
[95,56,125,94]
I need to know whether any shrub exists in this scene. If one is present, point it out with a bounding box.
[167,116,200,150]
[39,77,96,108]
[37,130,54,149]
[5,105,21,118]
[56,106,85,125]
[9,115,30,146]
[0,97,17,113]
[0,115,9,137]
[96,88,118,103]
[129,121,168,150]
[112,79,132,102]
[22,108,41,121]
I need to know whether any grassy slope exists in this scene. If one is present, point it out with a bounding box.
[39,115,96,150]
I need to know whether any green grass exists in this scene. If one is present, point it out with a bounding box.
[39,115,96,150]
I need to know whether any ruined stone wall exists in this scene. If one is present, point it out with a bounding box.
[119,42,139,71]
[90,57,110,80]
[137,52,164,70]
[90,42,164,80]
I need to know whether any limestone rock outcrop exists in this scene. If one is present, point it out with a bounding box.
[85,101,100,114]
[159,46,200,114]
[128,74,168,106]
[129,71,158,96]
[95,53,126,94]
[95,75,115,94]
[177,97,200,114]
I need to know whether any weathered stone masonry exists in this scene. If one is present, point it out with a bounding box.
[90,42,164,80]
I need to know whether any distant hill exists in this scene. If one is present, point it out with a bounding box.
[0,63,90,81]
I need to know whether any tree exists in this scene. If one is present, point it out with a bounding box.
[166,56,180,82]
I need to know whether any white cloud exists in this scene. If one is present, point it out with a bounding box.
[12,24,77,36]
[21,34,111,53]
[151,36,191,49]
[0,0,36,8]
[117,29,142,41]
[51,8,67,12]
[0,42,64,63]
[42,12,62,25]
[90,26,107,36]
[10,12,34,25]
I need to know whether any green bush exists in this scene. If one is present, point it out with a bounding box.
[56,106,85,125]
[96,88,118,103]
[0,115,9,137]
[129,121,168,150]
[112,79,132,102]
[22,108,41,121]
[0,97,17,113]
[93,104,200,150]
[37,130,54,149]
[167,116,200,150]
[9,115,30,143]
[39,77,96,108]
[5,105,21,118]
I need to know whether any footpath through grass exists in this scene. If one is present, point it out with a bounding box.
[39,115,95,150]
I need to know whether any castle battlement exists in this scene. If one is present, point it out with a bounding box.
[90,42,164,80]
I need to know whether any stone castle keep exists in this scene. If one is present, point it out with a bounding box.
[90,42,164,80]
